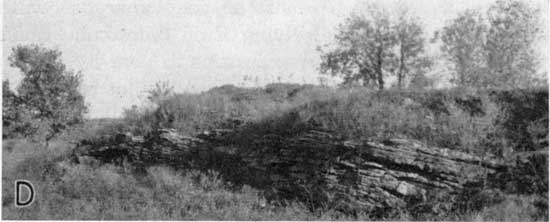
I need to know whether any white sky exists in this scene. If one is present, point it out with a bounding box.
[3,0,548,118]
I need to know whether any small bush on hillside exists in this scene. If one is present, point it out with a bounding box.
[491,89,549,152]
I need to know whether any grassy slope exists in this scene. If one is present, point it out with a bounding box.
[3,139,376,220]
[3,83,548,220]
[120,84,548,156]
[4,140,545,220]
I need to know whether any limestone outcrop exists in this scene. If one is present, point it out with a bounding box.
[74,128,515,215]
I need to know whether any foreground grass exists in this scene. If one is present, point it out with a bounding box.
[3,139,546,220]
[2,140,373,220]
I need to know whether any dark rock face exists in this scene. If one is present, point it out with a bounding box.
[207,129,507,215]
[74,128,527,216]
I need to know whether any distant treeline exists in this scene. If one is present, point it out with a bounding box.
[319,0,546,90]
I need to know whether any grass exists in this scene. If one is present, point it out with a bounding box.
[121,84,547,157]
[463,195,548,221]
[2,139,373,220]
[3,84,548,220]
[3,139,546,220]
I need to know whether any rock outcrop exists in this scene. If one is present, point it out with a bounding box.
[74,128,512,216]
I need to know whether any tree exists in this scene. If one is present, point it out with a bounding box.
[407,56,435,90]
[392,8,427,89]
[319,5,397,90]
[319,4,429,90]
[485,0,542,88]
[440,0,543,88]
[3,80,21,138]
[3,80,16,128]
[8,45,87,146]
[3,80,38,138]
[440,10,488,87]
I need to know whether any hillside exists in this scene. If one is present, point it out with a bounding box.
[3,84,548,220]
[119,84,548,154]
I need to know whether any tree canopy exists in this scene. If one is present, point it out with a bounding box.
[4,45,87,144]
[440,10,488,87]
[321,0,545,90]
[319,4,430,90]
[439,0,544,88]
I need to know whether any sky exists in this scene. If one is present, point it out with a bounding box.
[3,0,548,118]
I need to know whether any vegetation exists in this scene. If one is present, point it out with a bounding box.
[3,45,87,146]
[2,0,547,220]
[3,84,547,220]
[3,139,373,220]
[440,0,544,88]
[115,84,547,158]
[318,4,431,90]
[320,0,545,90]
[440,10,488,87]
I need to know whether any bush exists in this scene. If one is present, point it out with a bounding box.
[490,89,549,152]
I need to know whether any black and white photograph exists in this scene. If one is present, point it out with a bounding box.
[2,0,549,220]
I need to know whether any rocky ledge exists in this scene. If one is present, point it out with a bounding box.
[73,128,543,216]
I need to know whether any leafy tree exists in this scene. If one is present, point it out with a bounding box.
[3,80,16,129]
[407,56,435,90]
[2,80,24,138]
[3,80,38,139]
[485,0,542,88]
[8,45,87,146]
[319,4,429,90]
[440,0,543,88]
[319,5,397,90]
[440,10,488,87]
[392,8,428,89]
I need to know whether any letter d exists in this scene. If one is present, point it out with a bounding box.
[15,180,34,207]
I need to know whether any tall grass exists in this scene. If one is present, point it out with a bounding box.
[119,83,334,136]
[123,84,540,155]
[2,140,372,220]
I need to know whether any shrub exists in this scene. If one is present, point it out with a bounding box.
[490,88,549,152]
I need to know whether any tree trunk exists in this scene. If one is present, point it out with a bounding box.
[397,71,403,90]
[397,44,406,90]
[376,47,385,91]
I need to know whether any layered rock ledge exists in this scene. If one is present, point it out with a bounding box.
[73,128,522,215]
